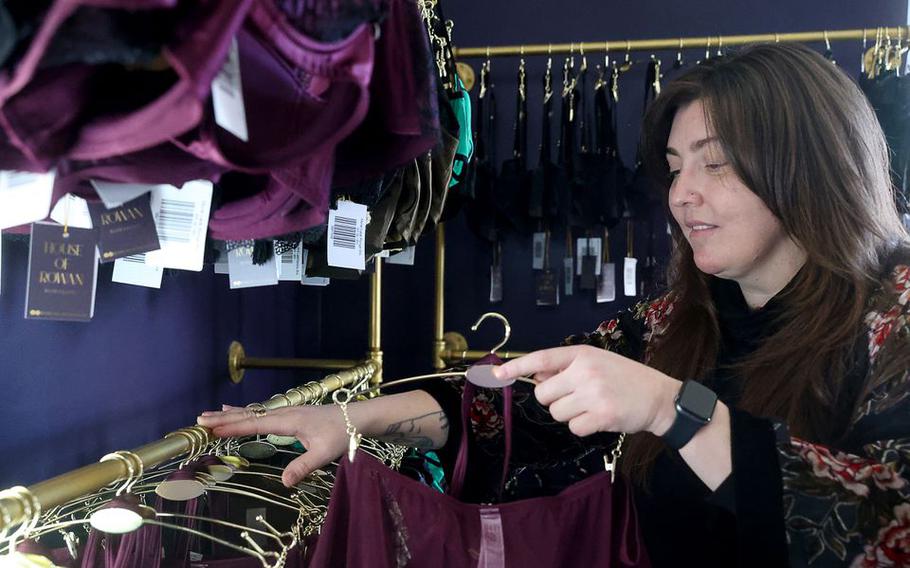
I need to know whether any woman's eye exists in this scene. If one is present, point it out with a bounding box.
[667,170,680,182]
[705,162,729,173]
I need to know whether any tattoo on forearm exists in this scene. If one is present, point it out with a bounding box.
[380,411,448,449]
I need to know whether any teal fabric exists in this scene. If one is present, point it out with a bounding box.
[448,76,474,188]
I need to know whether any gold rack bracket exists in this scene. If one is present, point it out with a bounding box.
[455,26,910,58]
[0,360,379,533]
[227,257,384,384]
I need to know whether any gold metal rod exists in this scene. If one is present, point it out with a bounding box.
[455,25,910,58]
[241,357,358,371]
[433,224,446,370]
[368,257,383,385]
[0,361,378,532]
[442,349,530,362]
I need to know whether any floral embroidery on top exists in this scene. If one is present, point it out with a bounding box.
[470,391,505,440]
[790,437,906,497]
[865,305,903,361]
[892,265,910,307]
[635,295,676,342]
[850,502,910,568]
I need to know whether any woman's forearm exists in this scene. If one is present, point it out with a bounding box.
[347,390,450,449]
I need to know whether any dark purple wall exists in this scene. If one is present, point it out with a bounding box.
[0,1,906,488]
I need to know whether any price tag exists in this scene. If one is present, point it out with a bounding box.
[623,257,638,297]
[144,180,214,272]
[90,180,156,209]
[588,237,603,276]
[575,238,588,276]
[532,232,546,270]
[49,194,93,229]
[300,248,330,286]
[490,263,503,303]
[212,37,249,142]
[597,263,616,303]
[563,257,574,296]
[387,246,416,266]
[0,170,55,230]
[327,201,367,270]
[228,245,279,289]
[88,194,160,263]
[276,243,303,281]
[25,222,98,321]
[112,253,164,289]
[535,269,560,306]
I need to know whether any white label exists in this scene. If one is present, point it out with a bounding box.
[588,238,603,276]
[144,181,213,272]
[575,238,588,275]
[623,257,638,296]
[112,253,164,289]
[0,170,55,230]
[212,37,249,142]
[277,243,303,281]
[90,180,156,209]
[387,246,416,266]
[563,257,574,296]
[49,193,93,229]
[327,201,367,270]
[227,245,279,289]
[532,232,546,270]
[301,249,330,286]
[489,263,503,303]
[597,263,616,303]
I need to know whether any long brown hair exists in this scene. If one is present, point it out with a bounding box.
[625,43,908,484]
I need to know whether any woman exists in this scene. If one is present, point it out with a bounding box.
[199,43,910,567]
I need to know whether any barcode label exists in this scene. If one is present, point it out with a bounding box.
[332,217,357,249]
[623,257,637,297]
[277,243,303,281]
[212,37,249,142]
[113,252,164,289]
[327,201,366,270]
[144,181,213,272]
[564,257,574,296]
[157,199,194,243]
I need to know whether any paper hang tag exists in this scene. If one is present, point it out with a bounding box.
[387,246,416,266]
[301,248,330,286]
[623,257,638,297]
[88,194,160,263]
[49,194,93,229]
[228,244,279,289]
[588,238,603,276]
[580,255,597,291]
[212,37,249,142]
[563,257,574,296]
[575,238,588,276]
[327,201,367,270]
[25,222,99,322]
[112,253,164,289]
[489,263,503,303]
[532,232,546,270]
[90,180,157,209]
[535,269,560,306]
[144,180,213,272]
[597,262,616,303]
[276,243,303,281]
[0,170,55,230]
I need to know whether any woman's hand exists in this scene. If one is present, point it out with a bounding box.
[196,391,448,488]
[493,345,682,437]
[197,404,349,487]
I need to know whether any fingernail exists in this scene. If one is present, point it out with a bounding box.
[492,366,505,379]
[222,404,238,411]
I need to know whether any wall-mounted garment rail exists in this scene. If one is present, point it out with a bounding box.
[0,360,378,534]
[454,25,910,58]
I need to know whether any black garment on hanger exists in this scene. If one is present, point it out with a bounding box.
[494,66,532,235]
[528,71,560,224]
[465,65,502,244]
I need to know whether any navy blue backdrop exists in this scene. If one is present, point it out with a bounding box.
[0,0,905,488]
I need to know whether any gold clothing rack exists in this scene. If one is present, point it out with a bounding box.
[454,25,910,58]
[0,361,378,533]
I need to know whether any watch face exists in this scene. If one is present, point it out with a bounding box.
[679,381,717,422]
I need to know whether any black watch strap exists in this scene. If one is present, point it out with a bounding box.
[662,380,718,451]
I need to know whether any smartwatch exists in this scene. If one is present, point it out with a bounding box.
[661,380,718,451]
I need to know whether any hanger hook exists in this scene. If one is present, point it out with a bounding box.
[625,40,631,63]
[470,312,512,355]
[824,30,831,51]
[717,35,723,56]
[705,36,711,60]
